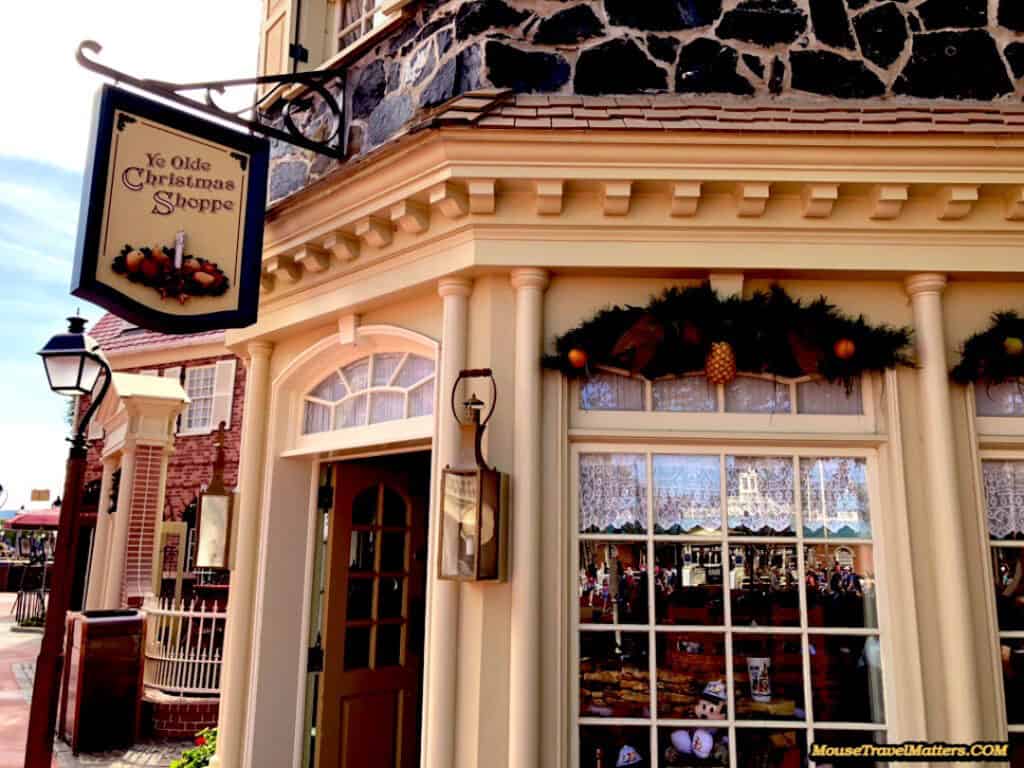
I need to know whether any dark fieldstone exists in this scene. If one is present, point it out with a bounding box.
[309,151,337,179]
[853,3,908,68]
[847,0,869,7]
[420,58,457,107]
[908,13,921,31]
[346,123,365,157]
[351,60,386,120]
[894,29,1014,99]
[367,93,414,146]
[769,56,785,93]
[604,0,723,31]
[438,28,454,54]
[415,13,454,45]
[575,38,669,94]
[675,38,754,95]
[918,0,986,29]
[790,49,886,97]
[457,44,484,91]
[534,5,605,45]
[268,160,308,201]
[456,0,530,41]
[999,0,1024,31]
[809,0,855,49]
[486,41,571,92]
[743,53,765,78]
[1006,43,1024,79]
[388,18,423,54]
[407,43,437,86]
[648,35,681,63]
[386,61,401,94]
[717,0,808,47]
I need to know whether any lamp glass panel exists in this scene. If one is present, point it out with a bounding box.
[79,355,102,392]
[440,470,479,579]
[44,354,84,393]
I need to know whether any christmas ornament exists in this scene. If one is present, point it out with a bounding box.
[610,314,664,374]
[680,321,702,346]
[567,348,588,369]
[705,341,737,385]
[833,338,856,361]
[788,330,821,375]
[1005,336,1024,357]
[952,311,1024,384]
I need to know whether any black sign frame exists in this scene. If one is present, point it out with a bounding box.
[72,85,268,334]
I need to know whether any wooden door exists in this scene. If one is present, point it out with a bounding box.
[317,458,428,768]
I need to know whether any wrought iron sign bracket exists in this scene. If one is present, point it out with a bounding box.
[76,40,347,160]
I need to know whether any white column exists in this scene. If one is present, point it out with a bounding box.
[102,442,136,609]
[904,273,983,741]
[508,268,549,768]
[84,456,117,610]
[211,341,274,768]
[423,277,471,768]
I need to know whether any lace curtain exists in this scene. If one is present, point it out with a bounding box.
[800,457,871,537]
[579,453,647,533]
[976,380,1024,417]
[726,456,795,534]
[984,460,1024,540]
[580,372,644,411]
[652,455,721,534]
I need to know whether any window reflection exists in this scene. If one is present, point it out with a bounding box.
[655,543,725,626]
[805,544,878,628]
[809,635,885,724]
[579,541,648,626]
[729,545,800,627]
[800,457,871,538]
[579,727,650,768]
[579,454,648,534]
[654,455,721,535]
[1001,637,1024,724]
[579,632,650,719]
[993,547,1024,631]
[732,635,806,721]
[656,633,727,720]
[726,457,796,535]
[734,729,806,767]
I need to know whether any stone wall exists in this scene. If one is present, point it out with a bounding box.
[268,0,1024,203]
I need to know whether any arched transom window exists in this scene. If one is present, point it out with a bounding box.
[303,352,436,435]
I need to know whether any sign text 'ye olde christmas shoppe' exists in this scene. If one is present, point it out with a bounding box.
[73,85,268,333]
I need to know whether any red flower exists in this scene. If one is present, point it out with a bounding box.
[195,736,206,746]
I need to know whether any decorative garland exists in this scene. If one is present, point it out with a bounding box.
[113,243,230,304]
[543,283,913,388]
[951,311,1024,384]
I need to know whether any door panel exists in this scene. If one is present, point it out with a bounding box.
[317,455,428,768]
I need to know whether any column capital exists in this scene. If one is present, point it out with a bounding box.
[247,340,274,358]
[904,273,948,298]
[510,268,550,292]
[438,276,473,298]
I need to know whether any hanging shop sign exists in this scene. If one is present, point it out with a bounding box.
[72,85,269,334]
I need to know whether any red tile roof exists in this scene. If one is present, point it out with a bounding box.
[89,312,224,356]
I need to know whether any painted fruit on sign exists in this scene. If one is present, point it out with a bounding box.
[112,243,229,304]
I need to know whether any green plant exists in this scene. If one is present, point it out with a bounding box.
[171,727,217,768]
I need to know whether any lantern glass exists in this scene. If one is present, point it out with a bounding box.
[42,354,85,394]
[38,317,105,397]
[439,466,508,581]
[78,355,102,393]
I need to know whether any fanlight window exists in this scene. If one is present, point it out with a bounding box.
[303,353,435,435]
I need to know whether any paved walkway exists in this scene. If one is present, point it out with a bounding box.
[0,594,190,767]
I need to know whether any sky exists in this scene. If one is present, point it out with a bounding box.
[0,2,259,509]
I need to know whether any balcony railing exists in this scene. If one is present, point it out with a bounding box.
[143,596,226,697]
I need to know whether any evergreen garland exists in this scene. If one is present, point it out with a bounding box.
[543,283,914,388]
[951,311,1024,384]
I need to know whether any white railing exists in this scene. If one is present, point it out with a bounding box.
[143,596,225,696]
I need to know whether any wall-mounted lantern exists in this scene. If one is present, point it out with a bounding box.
[195,422,233,570]
[439,369,509,582]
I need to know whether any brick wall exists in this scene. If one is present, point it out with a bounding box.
[143,692,219,740]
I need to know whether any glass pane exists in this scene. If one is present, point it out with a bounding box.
[654,543,725,626]
[579,631,650,718]
[579,540,648,625]
[352,487,377,526]
[652,376,716,412]
[394,354,435,388]
[579,453,648,534]
[336,394,368,428]
[372,353,404,386]
[344,626,370,670]
[376,623,402,667]
[725,376,792,414]
[983,460,1024,540]
[994,546,1024,630]
[653,455,721,535]
[303,402,332,434]
[801,457,871,538]
[976,380,1024,417]
[378,576,404,619]
[380,532,407,573]
[809,634,885,724]
[811,731,887,768]
[655,632,727,720]
[579,727,651,768]
[726,457,796,536]
[580,372,644,411]
[310,372,346,402]
[734,729,806,768]
[805,543,878,628]
[1003,637,1024,723]
[382,487,407,527]
[1011,733,1024,766]
[408,378,435,417]
[346,577,373,620]
[349,531,376,572]
[342,358,369,392]
[732,634,806,721]
[370,391,405,423]
[658,726,729,767]
[797,378,862,415]
[729,544,800,627]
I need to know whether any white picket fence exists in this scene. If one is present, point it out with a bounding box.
[143,596,226,696]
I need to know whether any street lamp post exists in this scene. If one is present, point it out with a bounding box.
[24,316,111,768]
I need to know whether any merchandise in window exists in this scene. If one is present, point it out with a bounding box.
[575,450,884,768]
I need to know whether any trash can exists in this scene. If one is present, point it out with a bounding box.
[59,609,144,754]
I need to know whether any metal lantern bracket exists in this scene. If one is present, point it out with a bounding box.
[76,40,347,160]
[450,368,497,470]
